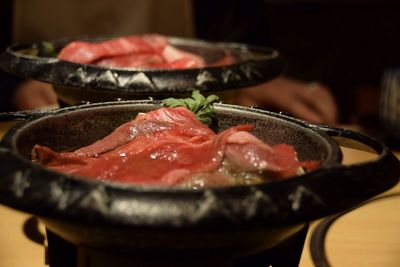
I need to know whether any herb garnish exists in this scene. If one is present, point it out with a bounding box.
[162,90,219,126]
[39,41,58,57]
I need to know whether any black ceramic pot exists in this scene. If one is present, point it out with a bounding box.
[0,36,283,105]
[0,101,399,260]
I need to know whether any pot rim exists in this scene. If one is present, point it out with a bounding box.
[3,100,341,191]
[0,36,283,94]
[0,101,398,230]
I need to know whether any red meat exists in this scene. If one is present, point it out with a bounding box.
[95,53,165,68]
[33,107,319,187]
[58,34,206,69]
[58,34,167,64]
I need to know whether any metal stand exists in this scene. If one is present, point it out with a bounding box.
[46,224,308,267]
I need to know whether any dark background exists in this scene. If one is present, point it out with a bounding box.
[194,0,400,123]
[0,0,18,112]
[2,0,400,125]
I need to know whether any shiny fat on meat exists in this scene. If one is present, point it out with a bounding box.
[32,107,319,187]
[58,34,205,68]
[58,34,167,64]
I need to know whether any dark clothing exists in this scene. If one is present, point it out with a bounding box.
[0,0,19,112]
[193,0,400,122]
[2,0,400,117]
[0,0,12,50]
[0,72,21,112]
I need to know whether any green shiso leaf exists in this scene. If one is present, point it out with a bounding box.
[162,90,219,126]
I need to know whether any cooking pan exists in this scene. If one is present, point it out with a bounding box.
[0,36,283,105]
[0,101,398,259]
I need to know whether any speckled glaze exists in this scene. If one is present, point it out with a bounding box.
[0,101,398,256]
[0,36,283,104]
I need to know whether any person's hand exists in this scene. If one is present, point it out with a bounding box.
[13,80,58,110]
[235,76,338,125]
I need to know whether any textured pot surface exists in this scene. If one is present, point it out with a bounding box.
[0,36,283,101]
[0,101,398,254]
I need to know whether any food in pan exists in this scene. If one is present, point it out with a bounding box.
[58,34,208,69]
[32,91,319,188]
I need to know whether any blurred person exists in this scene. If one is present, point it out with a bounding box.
[1,0,194,111]
[194,0,400,125]
[1,0,339,125]
[236,76,337,124]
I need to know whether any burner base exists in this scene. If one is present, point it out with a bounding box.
[46,224,308,267]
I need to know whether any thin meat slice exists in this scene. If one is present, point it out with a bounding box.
[33,108,247,185]
[33,107,319,187]
[91,45,205,69]
[161,45,205,68]
[153,58,204,69]
[68,107,215,157]
[35,126,245,185]
[95,53,166,68]
[58,34,207,69]
[58,34,168,64]
[225,131,319,174]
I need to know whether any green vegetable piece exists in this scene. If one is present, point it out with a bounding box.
[40,41,57,57]
[162,90,219,126]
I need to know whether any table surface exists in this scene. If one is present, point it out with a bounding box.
[299,147,400,267]
[0,122,399,267]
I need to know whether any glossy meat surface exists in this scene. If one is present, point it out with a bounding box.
[33,107,319,187]
[58,34,206,69]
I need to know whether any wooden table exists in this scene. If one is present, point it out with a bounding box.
[299,147,400,267]
[0,122,399,267]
